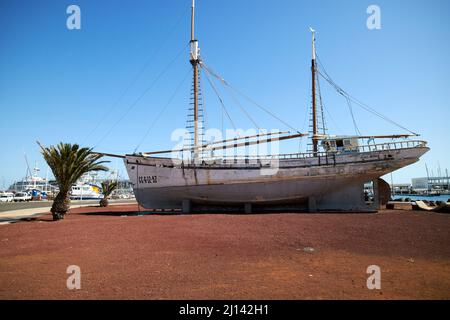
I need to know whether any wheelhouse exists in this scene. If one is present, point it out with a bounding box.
[321,136,359,153]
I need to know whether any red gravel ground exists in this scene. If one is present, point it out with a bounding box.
[0,205,449,300]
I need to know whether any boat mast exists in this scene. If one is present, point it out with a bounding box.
[310,28,318,154]
[190,0,200,158]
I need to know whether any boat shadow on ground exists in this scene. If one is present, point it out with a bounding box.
[80,209,379,216]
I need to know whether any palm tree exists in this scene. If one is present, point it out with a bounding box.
[38,142,109,221]
[99,180,118,207]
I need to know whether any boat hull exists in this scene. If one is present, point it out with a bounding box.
[124,146,429,211]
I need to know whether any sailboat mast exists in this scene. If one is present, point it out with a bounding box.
[310,28,318,154]
[191,0,195,40]
[190,0,200,157]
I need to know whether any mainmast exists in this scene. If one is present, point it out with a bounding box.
[310,28,318,154]
[190,0,200,157]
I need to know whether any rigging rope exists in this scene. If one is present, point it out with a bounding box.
[345,96,361,136]
[314,56,344,135]
[315,72,327,135]
[299,80,312,152]
[201,62,302,134]
[223,84,261,130]
[94,43,189,149]
[133,68,191,153]
[316,54,417,135]
[202,67,238,132]
[323,103,344,135]
[198,69,209,141]
[82,6,190,145]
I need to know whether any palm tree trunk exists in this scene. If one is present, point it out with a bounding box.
[99,198,108,207]
[51,191,70,221]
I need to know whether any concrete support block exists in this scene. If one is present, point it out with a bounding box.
[372,179,381,210]
[182,199,191,214]
[308,197,317,213]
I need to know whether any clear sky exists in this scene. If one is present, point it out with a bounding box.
[0,0,449,187]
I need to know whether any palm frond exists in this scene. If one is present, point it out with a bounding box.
[38,142,109,192]
[101,180,119,197]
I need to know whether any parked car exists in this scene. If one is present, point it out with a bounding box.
[0,192,14,202]
[14,192,32,202]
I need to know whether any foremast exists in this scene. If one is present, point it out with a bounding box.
[190,0,201,158]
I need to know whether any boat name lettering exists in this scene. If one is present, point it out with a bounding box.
[138,176,158,184]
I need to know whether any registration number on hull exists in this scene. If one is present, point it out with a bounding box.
[138,176,158,184]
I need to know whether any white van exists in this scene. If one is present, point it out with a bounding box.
[14,192,32,202]
[0,192,14,202]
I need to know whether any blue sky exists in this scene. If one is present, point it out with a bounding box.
[0,0,449,187]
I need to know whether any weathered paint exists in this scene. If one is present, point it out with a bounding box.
[124,145,429,211]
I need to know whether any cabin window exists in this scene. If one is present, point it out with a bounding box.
[336,140,344,147]
[344,139,351,146]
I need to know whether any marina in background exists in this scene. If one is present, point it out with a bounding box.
[2,161,134,202]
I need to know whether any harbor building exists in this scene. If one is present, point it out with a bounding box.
[412,176,450,193]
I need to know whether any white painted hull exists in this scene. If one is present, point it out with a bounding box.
[124,146,429,211]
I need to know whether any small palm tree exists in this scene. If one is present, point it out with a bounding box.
[99,180,118,207]
[38,142,109,221]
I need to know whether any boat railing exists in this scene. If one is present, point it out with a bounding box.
[356,140,427,153]
[204,140,427,162]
